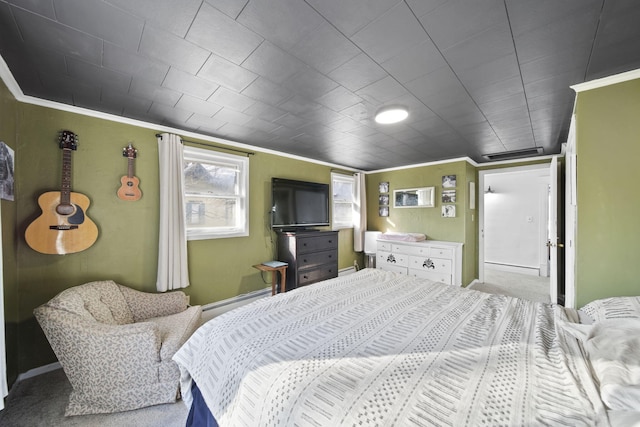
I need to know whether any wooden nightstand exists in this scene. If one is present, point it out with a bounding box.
[253,264,287,295]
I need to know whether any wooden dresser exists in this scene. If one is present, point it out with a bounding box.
[376,239,463,286]
[277,230,338,290]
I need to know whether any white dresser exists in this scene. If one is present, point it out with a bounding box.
[376,239,463,286]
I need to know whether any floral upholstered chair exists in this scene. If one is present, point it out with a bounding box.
[34,280,201,416]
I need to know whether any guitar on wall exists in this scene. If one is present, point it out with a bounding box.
[116,143,142,201]
[25,130,98,255]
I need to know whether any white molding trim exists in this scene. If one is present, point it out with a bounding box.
[0,54,360,174]
[1,52,564,174]
[16,362,62,383]
[367,157,478,174]
[571,68,640,93]
[366,153,561,174]
[466,279,481,288]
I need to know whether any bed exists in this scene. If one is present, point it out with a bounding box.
[173,268,640,426]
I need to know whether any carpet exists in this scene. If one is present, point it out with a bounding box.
[0,368,188,427]
[469,268,551,303]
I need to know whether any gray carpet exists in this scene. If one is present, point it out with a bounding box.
[470,268,551,303]
[0,368,188,427]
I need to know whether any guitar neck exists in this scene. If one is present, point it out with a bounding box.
[60,148,73,205]
[127,157,135,178]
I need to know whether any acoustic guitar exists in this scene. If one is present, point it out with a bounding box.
[25,130,98,255]
[116,143,142,201]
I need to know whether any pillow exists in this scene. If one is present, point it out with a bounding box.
[579,296,640,323]
[379,232,426,242]
[565,318,640,411]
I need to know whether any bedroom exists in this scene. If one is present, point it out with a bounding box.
[0,0,640,423]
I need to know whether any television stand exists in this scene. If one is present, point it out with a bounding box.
[277,230,338,290]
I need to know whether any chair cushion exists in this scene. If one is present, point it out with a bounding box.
[73,280,135,324]
[144,305,202,361]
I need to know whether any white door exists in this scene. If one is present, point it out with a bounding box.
[548,156,562,304]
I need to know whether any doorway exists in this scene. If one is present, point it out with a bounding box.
[478,164,551,301]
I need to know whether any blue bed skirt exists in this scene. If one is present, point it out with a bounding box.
[186,381,219,427]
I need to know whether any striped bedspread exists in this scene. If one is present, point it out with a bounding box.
[174,269,609,426]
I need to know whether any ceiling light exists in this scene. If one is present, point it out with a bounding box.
[375,107,408,124]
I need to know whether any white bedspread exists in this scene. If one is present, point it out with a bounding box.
[174,269,609,426]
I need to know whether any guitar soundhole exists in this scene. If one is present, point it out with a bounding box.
[127,181,133,187]
[56,203,75,216]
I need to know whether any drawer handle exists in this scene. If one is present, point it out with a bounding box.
[387,254,396,263]
[423,258,435,269]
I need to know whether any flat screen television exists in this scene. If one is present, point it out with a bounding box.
[271,178,330,229]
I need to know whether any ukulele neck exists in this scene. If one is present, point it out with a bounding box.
[127,157,135,178]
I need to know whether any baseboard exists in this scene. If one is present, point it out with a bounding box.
[466,279,481,289]
[16,362,61,382]
[484,262,540,276]
[339,266,357,276]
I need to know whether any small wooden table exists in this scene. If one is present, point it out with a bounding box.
[253,264,287,295]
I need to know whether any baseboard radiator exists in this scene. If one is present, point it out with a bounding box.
[201,287,271,318]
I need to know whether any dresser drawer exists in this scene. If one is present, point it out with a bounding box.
[379,263,408,274]
[298,263,338,286]
[377,241,392,252]
[377,251,409,268]
[409,256,452,274]
[298,250,336,269]
[429,247,453,259]
[409,269,452,285]
[297,234,338,254]
[401,245,430,257]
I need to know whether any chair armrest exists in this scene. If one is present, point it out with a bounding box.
[35,306,164,389]
[118,285,189,321]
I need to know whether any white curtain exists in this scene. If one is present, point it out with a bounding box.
[353,172,366,252]
[156,133,189,292]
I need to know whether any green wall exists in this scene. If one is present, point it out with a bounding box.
[574,78,640,307]
[1,81,359,380]
[366,160,477,286]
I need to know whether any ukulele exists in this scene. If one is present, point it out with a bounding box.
[25,130,98,255]
[116,143,142,201]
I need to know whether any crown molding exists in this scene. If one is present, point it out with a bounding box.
[366,157,478,174]
[571,68,640,93]
[0,54,360,173]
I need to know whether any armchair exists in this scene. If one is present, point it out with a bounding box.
[34,280,201,416]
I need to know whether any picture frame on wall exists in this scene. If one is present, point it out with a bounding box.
[442,189,456,203]
[379,194,389,206]
[379,206,389,217]
[442,205,456,218]
[442,175,456,188]
[0,141,15,201]
[379,181,389,193]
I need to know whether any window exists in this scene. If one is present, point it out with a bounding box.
[183,146,248,239]
[331,172,356,230]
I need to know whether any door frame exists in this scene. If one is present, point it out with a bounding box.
[478,163,551,283]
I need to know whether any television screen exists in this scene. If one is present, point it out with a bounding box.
[271,178,330,228]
